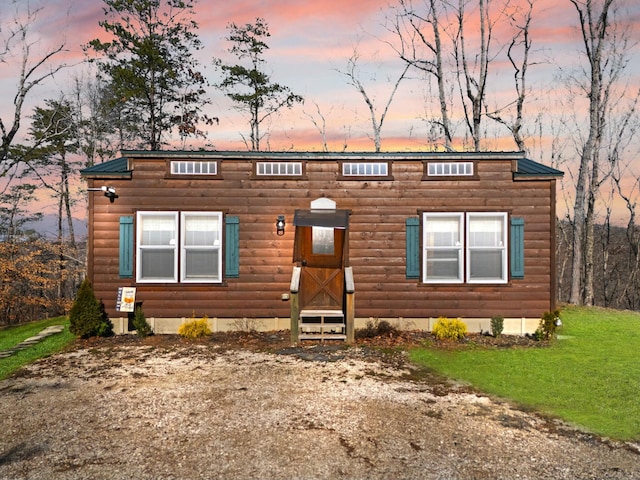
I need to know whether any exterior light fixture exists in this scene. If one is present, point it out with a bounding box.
[276,215,286,236]
[87,186,118,203]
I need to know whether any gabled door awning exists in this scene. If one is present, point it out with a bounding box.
[293,209,350,229]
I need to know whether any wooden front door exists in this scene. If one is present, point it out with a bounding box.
[295,227,346,311]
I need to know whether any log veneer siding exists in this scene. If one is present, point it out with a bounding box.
[83,152,560,323]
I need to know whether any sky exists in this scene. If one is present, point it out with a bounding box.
[1,0,640,223]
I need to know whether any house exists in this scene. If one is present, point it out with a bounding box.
[80,150,563,340]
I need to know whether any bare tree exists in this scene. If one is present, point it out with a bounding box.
[303,101,333,152]
[567,0,636,305]
[485,0,535,151]
[613,170,640,309]
[339,49,410,152]
[70,73,127,167]
[390,0,454,150]
[0,2,68,174]
[452,0,507,151]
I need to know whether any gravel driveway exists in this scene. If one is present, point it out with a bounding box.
[1,333,639,479]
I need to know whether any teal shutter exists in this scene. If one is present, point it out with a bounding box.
[406,217,420,279]
[510,217,525,279]
[225,216,240,278]
[119,216,134,278]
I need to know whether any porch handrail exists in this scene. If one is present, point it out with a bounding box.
[345,266,354,293]
[290,266,301,293]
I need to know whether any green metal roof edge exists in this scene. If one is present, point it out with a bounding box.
[515,157,564,177]
[118,149,529,161]
[80,157,131,178]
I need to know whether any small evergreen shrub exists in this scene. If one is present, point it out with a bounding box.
[534,310,561,340]
[69,279,113,338]
[490,316,504,337]
[432,317,467,341]
[132,306,152,338]
[178,315,212,339]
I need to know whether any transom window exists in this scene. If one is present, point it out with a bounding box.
[342,162,388,177]
[427,162,473,176]
[170,160,218,175]
[422,212,507,284]
[136,211,223,283]
[256,161,302,176]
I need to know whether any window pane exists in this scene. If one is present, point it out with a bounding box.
[141,215,175,246]
[312,227,334,254]
[184,215,219,246]
[185,249,219,279]
[342,162,388,176]
[469,250,503,279]
[426,250,460,279]
[469,216,504,247]
[140,249,175,279]
[425,217,460,247]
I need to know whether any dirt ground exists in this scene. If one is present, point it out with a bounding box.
[1,330,639,480]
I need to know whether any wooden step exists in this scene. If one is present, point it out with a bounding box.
[299,333,347,341]
[298,309,347,341]
[300,323,346,329]
[300,309,344,318]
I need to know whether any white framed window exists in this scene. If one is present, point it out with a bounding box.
[466,213,507,283]
[256,162,302,176]
[422,212,508,284]
[137,212,178,283]
[170,160,218,175]
[181,212,222,283]
[342,162,388,176]
[136,211,223,283]
[427,162,473,176]
[423,213,464,283]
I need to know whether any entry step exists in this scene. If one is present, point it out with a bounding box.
[300,309,344,318]
[299,333,347,341]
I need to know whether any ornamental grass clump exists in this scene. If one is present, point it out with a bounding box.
[178,315,212,339]
[432,317,467,341]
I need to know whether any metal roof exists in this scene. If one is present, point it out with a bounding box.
[514,157,564,178]
[293,209,350,229]
[80,151,563,179]
[80,157,131,178]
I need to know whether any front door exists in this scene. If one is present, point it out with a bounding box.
[296,227,345,311]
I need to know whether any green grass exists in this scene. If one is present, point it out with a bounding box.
[0,317,76,381]
[409,305,640,441]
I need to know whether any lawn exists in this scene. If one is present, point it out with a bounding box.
[409,305,640,441]
[0,317,75,381]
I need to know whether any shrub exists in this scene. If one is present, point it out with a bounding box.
[432,317,467,341]
[356,318,399,339]
[69,279,113,338]
[490,316,504,337]
[534,310,561,341]
[232,317,262,332]
[178,315,212,339]
[132,306,152,338]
